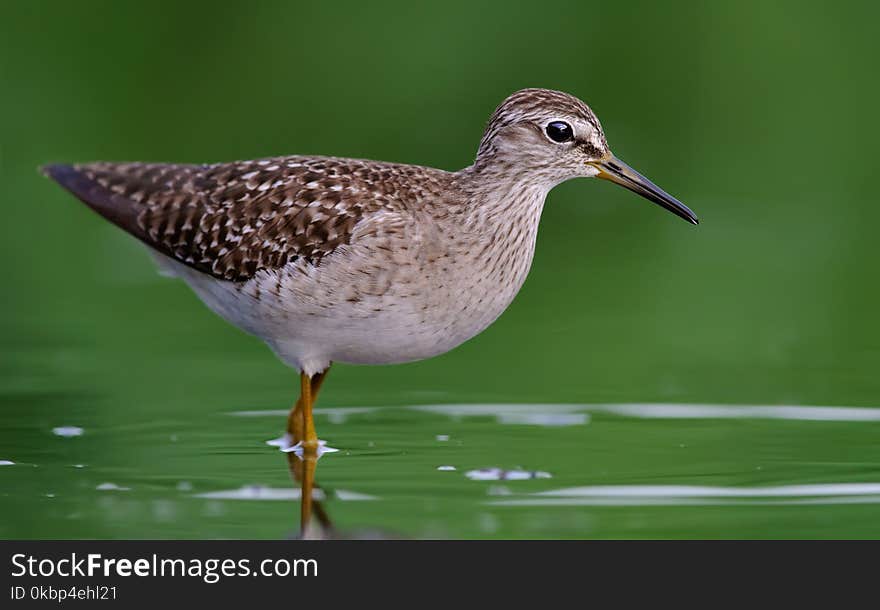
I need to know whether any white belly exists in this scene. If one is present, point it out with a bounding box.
[153,224,537,376]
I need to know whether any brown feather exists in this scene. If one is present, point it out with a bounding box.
[44,156,451,282]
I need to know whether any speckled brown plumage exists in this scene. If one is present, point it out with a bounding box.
[45,156,451,281]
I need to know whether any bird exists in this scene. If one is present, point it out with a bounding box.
[43,88,697,533]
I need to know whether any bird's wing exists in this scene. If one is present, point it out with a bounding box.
[44,156,434,282]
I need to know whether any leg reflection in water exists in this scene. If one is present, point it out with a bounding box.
[285,366,334,538]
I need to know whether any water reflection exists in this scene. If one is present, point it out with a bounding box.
[5,401,880,538]
[193,485,377,502]
[275,457,383,539]
[222,400,880,537]
[490,483,880,507]
[233,401,880,424]
[234,407,382,425]
[196,398,880,537]
[96,482,130,491]
[465,468,552,481]
[409,402,880,423]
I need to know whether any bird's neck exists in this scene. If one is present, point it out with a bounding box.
[434,163,551,331]
[452,163,551,230]
[449,163,551,306]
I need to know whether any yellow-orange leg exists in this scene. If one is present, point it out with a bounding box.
[286,369,329,444]
[285,367,330,537]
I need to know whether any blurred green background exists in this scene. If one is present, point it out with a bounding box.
[3,1,880,539]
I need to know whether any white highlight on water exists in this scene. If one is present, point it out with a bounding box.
[412,403,880,423]
[466,468,552,481]
[587,404,880,422]
[233,407,380,424]
[489,483,880,507]
[536,483,880,498]
[96,482,130,491]
[498,413,589,426]
[193,485,377,501]
[233,402,880,425]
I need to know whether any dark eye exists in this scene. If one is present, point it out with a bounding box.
[545,121,574,143]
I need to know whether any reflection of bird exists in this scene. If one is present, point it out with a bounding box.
[44,88,697,533]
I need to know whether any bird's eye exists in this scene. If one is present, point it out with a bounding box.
[545,121,574,143]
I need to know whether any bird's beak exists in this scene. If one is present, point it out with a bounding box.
[588,155,698,225]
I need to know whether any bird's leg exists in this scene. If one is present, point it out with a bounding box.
[285,368,328,445]
[284,368,331,537]
[298,370,320,536]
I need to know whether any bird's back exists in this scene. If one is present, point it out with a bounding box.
[44,156,453,282]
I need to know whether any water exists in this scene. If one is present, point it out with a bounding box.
[3,386,880,538]
[3,0,880,539]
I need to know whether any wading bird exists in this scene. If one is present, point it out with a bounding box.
[44,88,697,534]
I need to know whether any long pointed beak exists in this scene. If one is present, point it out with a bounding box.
[589,155,698,225]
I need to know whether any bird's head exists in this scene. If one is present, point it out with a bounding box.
[475,88,698,225]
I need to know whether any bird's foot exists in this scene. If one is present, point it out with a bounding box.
[267,433,338,459]
[287,440,339,459]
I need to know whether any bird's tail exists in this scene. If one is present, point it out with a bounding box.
[41,163,148,241]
